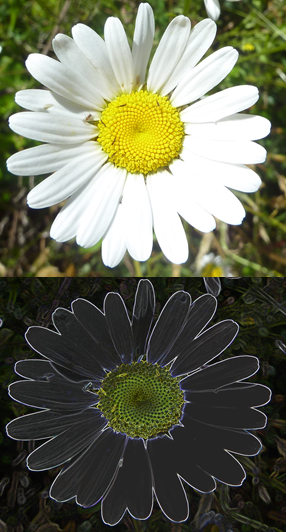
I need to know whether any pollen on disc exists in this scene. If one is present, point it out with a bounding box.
[97,90,184,175]
[96,360,184,440]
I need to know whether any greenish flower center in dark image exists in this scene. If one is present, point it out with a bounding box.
[96,360,184,439]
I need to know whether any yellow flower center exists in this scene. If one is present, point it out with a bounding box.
[97,90,184,175]
[202,265,224,277]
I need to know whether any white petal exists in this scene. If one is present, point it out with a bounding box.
[160,19,217,96]
[9,112,97,144]
[184,114,271,140]
[15,89,58,111]
[170,159,216,232]
[52,33,110,100]
[7,141,97,176]
[198,185,246,225]
[180,149,262,192]
[146,170,189,264]
[183,135,267,164]
[122,173,153,261]
[180,85,259,123]
[77,163,127,248]
[27,146,107,208]
[26,54,105,111]
[147,16,191,94]
[104,17,134,93]
[132,3,155,89]
[50,175,100,242]
[204,0,221,21]
[102,204,127,268]
[15,89,101,120]
[72,24,121,99]
[171,47,239,107]
[172,158,245,224]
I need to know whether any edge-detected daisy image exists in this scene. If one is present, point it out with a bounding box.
[1,0,285,277]
[5,279,274,527]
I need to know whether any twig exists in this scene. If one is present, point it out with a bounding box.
[42,0,72,55]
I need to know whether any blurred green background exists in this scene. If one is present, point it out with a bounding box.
[0,0,285,277]
[0,277,285,531]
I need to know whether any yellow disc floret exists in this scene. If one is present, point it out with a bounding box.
[96,360,184,440]
[201,265,224,277]
[97,90,184,175]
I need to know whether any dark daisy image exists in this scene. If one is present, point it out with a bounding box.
[6,280,271,525]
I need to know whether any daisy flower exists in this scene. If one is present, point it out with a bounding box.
[6,280,271,525]
[204,0,241,22]
[7,4,271,267]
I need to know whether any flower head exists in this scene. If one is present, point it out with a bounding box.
[7,4,271,267]
[6,280,271,525]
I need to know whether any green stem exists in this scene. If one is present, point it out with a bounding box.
[225,252,283,276]
[183,0,193,16]
[133,260,143,277]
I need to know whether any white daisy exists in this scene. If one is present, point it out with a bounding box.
[7,3,271,268]
[203,0,241,22]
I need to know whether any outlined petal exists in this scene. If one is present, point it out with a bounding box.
[160,294,217,366]
[102,438,153,524]
[147,290,191,365]
[132,279,155,358]
[171,319,239,376]
[181,355,260,391]
[147,435,189,522]
[104,292,134,364]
